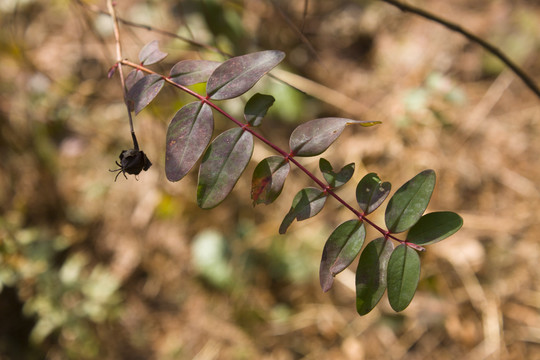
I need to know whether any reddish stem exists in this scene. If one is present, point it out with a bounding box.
[120,60,425,251]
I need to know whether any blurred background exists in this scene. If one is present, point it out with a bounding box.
[0,0,539,359]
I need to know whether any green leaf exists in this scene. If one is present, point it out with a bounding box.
[165,102,214,182]
[279,188,327,234]
[319,220,365,292]
[290,118,377,157]
[197,128,253,209]
[387,244,421,312]
[251,156,290,205]
[170,60,221,86]
[355,238,394,315]
[356,173,391,215]
[244,93,275,127]
[319,158,355,189]
[385,170,436,233]
[407,211,463,245]
[206,50,285,100]
[139,40,168,65]
[126,74,164,114]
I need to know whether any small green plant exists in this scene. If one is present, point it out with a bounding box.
[108,38,462,315]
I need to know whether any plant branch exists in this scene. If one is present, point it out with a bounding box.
[379,0,540,99]
[120,59,424,250]
[106,0,139,150]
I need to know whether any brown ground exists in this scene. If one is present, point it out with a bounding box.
[0,1,539,359]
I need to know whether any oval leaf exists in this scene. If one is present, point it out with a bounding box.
[125,69,144,91]
[165,102,214,182]
[251,156,290,205]
[139,40,168,65]
[289,118,373,157]
[319,158,355,189]
[407,211,463,246]
[244,93,275,127]
[385,170,436,233]
[127,74,164,114]
[170,60,221,86]
[319,220,365,292]
[387,244,421,312]
[197,128,254,209]
[356,173,391,215]
[356,238,394,316]
[279,188,327,234]
[206,50,285,100]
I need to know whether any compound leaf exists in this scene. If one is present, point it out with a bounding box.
[127,74,164,114]
[139,40,168,65]
[385,170,436,233]
[387,244,421,312]
[244,93,275,127]
[290,118,378,157]
[279,188,327,234]
[165,102,214,182]
[319,158,355,189]
[197,128,253,209]
[356,173,391,215]
[251,156,290,205]
[170,60,221,86]
[407,211,463,246]
[356,238,394,315]
[319,220,365,292]
[206,50,285,100]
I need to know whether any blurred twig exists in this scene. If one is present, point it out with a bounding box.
[106,0,138,149]
[76,0,230,57]
[379,0,540,100]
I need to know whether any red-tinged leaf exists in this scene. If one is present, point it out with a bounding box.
[387,244,421,312]
[319,158,355,189]
[356,238,394,315]
[385,170,436,233]
[197,129,253,209]
[127,74,164,114]
[290,118,377,157]
[407,211,463,246]
[170,60,221,86]
[139,40,168,65]
[125,69,144,91]
[279,188,327,234]
[356,173,391,215]
[319,220,365,292]
[251,156,290,205]
[165,102,214,182]
[244,93,275,127]
[206,50,285,100]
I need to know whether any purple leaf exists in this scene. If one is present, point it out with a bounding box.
[251,156,290,205]
[139,40,168,65]
[165,102,214,182]
[206,50,285,100]
[197,129,254,209]
[125,69,144,91]
[127,74,164,114]
[170,60,221,86]
[319,220,365,292]
[290,118,379,157]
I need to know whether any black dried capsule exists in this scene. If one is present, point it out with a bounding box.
[110,149,152,181]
